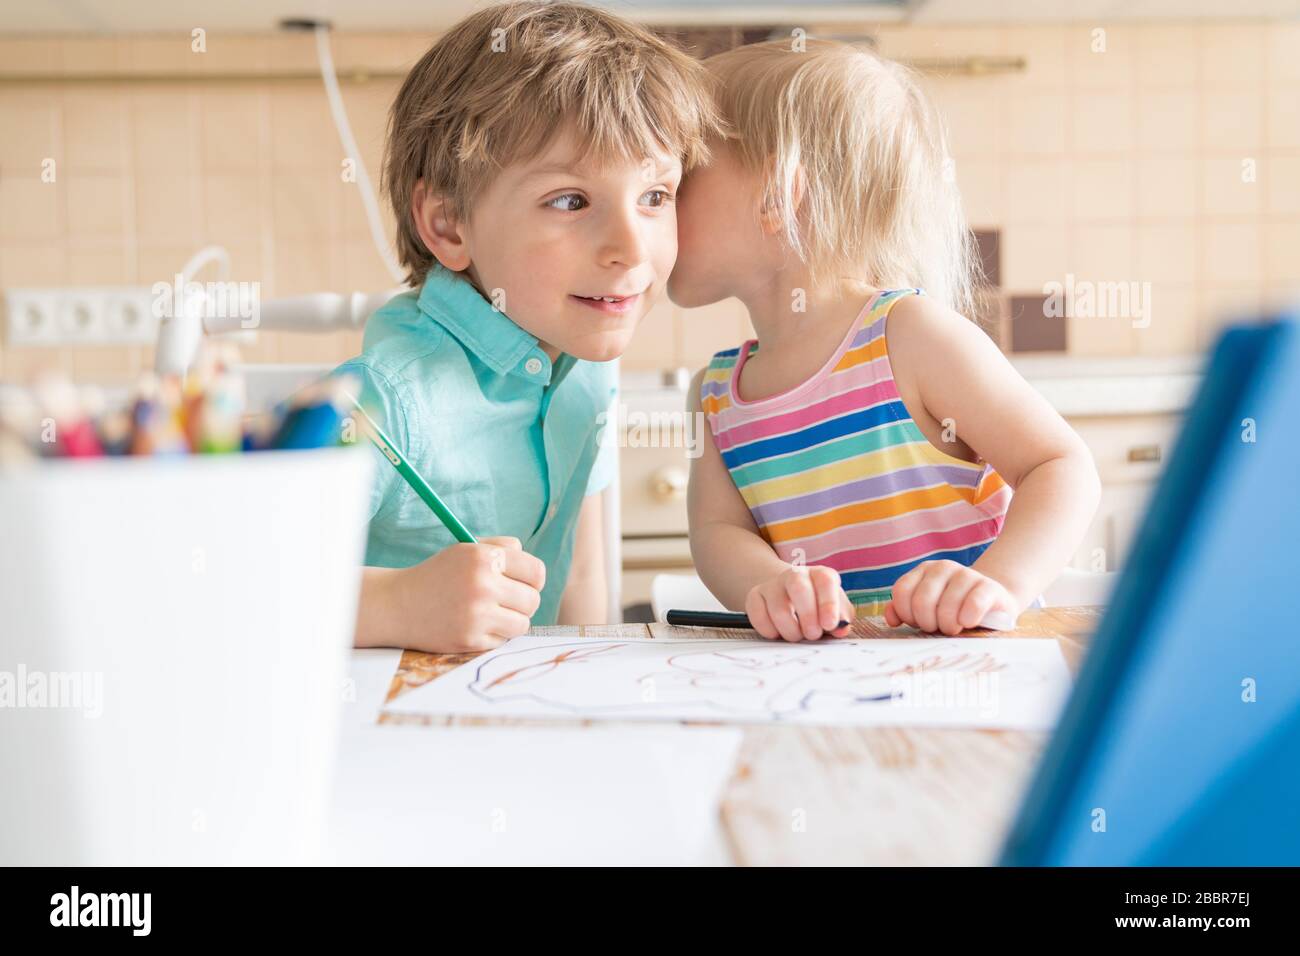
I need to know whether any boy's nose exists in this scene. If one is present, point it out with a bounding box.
[597,208,650,269]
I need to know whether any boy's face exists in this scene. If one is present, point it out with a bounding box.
[460,129,682,363]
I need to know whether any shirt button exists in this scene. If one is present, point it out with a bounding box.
[524,357,543,375]
[547,503,558,520]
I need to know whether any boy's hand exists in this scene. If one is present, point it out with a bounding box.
[745,565,855,642]
[884,560,1017,635]
[395,536,545,653]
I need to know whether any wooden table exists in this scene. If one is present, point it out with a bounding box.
[377,606,1100,866]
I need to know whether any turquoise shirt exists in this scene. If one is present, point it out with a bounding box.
[335,263,618,626]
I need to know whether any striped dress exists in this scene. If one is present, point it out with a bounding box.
[700,289,1015,618]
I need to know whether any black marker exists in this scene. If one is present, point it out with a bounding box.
[666,609,850,631]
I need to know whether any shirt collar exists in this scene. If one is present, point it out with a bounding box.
[417,262,558,385]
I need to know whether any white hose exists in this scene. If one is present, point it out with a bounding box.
[315,24,406,286]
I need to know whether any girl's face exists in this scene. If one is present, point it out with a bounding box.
[668,139,775,309]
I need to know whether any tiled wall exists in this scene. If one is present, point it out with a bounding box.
[0,20,1297,384]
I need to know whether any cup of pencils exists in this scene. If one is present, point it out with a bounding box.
[0,345,360,463]
[0,349,373,865]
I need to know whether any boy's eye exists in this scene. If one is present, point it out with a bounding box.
[640,188,674,208]
[546,193,587,212]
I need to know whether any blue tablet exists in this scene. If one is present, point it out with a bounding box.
[1000,312,1300,866]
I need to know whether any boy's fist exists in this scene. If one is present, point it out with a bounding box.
[395,535,545,653]
[745,565,855,642]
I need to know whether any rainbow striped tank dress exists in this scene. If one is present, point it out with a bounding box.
[699,289,1014,618]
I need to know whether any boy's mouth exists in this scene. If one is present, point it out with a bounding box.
[569,291,642,315]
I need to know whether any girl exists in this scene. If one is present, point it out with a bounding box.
[674,39,1101,640]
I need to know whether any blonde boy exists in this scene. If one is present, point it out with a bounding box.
[338,2,718,651]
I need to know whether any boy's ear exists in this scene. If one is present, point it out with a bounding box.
[412,180,472,272]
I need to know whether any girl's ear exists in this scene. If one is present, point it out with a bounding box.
[757,162,806,237]
[412,180,472,272]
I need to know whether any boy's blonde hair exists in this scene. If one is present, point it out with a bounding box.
[706,39,978,314]
[385,0,721,287]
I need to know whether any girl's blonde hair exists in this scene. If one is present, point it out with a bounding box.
[706,38,978,315]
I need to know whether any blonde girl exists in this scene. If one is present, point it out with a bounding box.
[674,39,1100,640]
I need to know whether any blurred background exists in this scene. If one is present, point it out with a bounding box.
[1,0,1297,617]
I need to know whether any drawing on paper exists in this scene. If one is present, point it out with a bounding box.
[385,635,1072,730]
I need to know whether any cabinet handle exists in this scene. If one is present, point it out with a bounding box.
[1127,444,1161,463]
[650,466,688,500]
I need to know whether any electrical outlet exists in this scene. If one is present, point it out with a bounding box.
[4,287,160,347]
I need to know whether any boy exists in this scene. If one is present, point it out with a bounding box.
[337,1,718,652]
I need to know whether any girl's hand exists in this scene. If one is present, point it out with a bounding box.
[745,565,856,642]
[884,560,1019,635]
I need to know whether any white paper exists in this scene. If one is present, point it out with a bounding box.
[384,634,1072,731]
[325,723,743,865]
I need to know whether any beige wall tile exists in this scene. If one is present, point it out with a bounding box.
[1200,156,1262,217]
[1265,21,1300,87]
[1133,24,1199,90]
[1199,23,1264,92]
[135,175,202,242]
[1072,158,1134,221]
[1135,223,1198,284]
[66,243,131,284]
[1006,92,1067,155]
[1265,93,1300,150]
[203,173,264,242]
[1264,153,1300,216]
[0,90,60,174]
[1135,90,1199,154]
[1135,282,1198,355]
[1262,222,1300,283]
[1200,91,1263,152]
[342,180,398,243]
[341,239,402,296]
[1004,158,1068,223]
[0,177,62,240]
[272,242,332,297]
[1198,222,1261,284]
[200,90,269,171]
[134,242,198,286]
[1004,26,1068,90]
[925,79,1002,157]
[1070,90,1134,153]
[63,91,128,171]
[954,158,1003,226]
[1069,224,1134,282]
[66,173,129,237]
[1001,224,1068,291]
[130,90,200,174]
[272,170,343,241]
[1066,24,1136,90]
[1136,155,1197,219]
[0,242,67,285]
[270,83,337,171]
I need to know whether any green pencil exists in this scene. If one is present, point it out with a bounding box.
[344,392,477,544]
